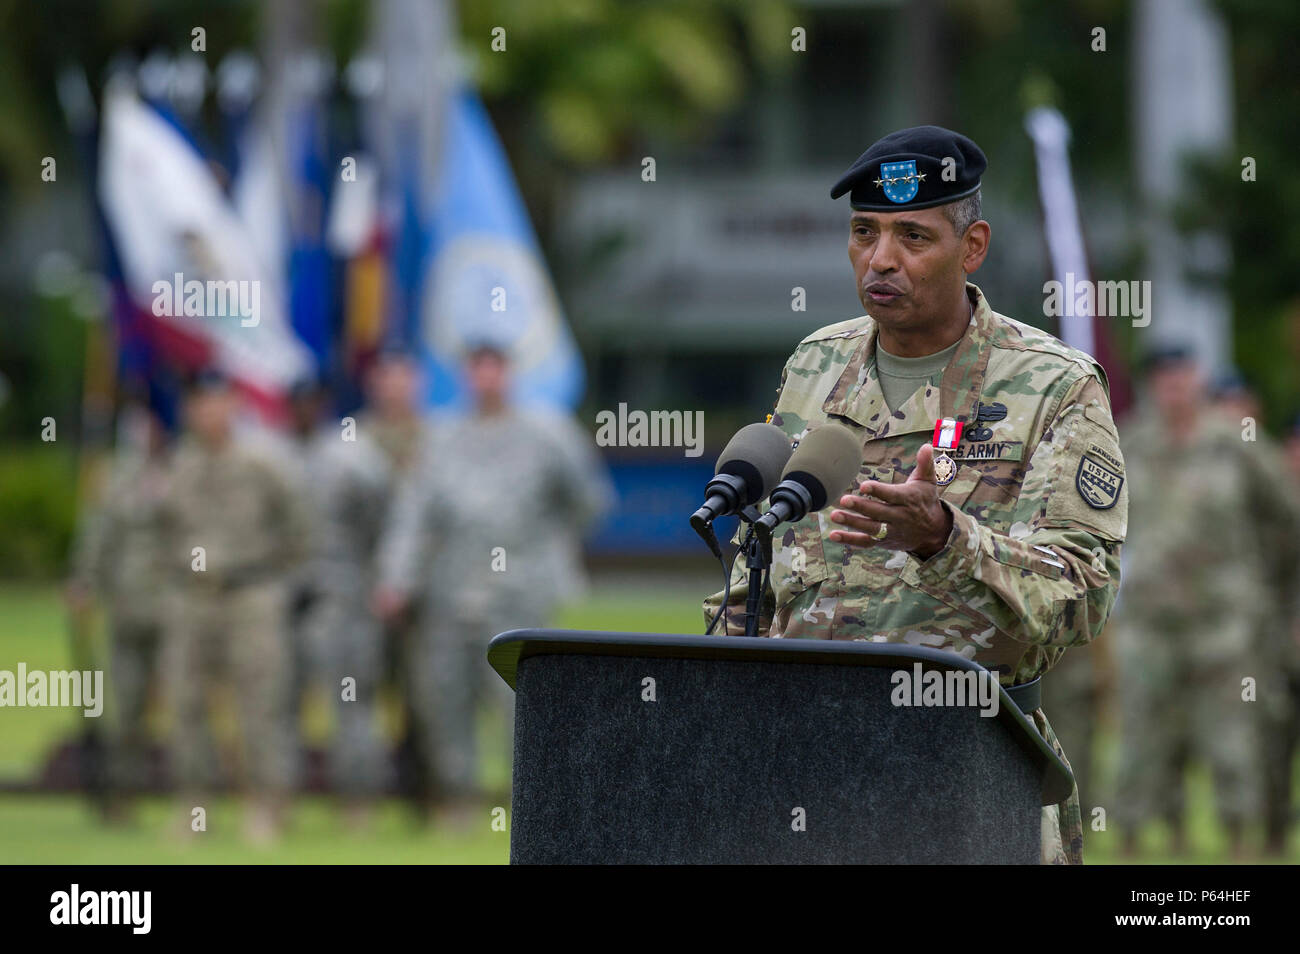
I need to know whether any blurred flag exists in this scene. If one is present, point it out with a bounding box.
[226,52,335,379]
[229,114,289,315]
[326,151,388,377]
[419,86,585,410]
[59,65,182,431]
[97,85,313,418]
[280,54,337,373]
[1025,106,1133,416]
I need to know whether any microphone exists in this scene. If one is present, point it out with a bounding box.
[755,423,862,536]
[690,423,793,535]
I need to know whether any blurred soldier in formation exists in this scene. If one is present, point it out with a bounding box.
[284,377,393,824]
[282,381,331,763]
[1285,415,1300,485]
[356,349,432,477]
[66,389,172,818]
[1212,373,1300,855]
[1113,349,1300,857]
[353,349,438,808]
[1283,415,1300,852]
[374,340,613,818]
[159,370,311,843]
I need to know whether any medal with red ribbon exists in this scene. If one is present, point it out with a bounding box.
[931,417,963,486]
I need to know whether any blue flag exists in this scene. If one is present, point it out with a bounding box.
[419,87,585,410]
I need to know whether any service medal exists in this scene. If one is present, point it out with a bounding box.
[931,417,964,487]
[933,452,956,486]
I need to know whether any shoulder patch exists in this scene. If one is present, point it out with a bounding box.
[1076,456,1123,509]
[1040,375,1127,540]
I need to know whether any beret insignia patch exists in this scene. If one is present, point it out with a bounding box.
[879,160,921,203]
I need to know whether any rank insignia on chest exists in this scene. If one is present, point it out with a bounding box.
[931,417,963,486]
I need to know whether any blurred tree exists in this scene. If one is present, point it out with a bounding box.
[1181,0,1300,430]
[459,0,792,165]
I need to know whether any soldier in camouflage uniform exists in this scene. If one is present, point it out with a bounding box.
[67,395,171,811]
[159,371,312,842]
[1112,353,1300,857]
[355,350,438,808]
[356,350,433,478]
[1212,374,1300,855]
[704,127,1127,865]
[1280,415,1300,852]
[375,342,613,810]
[283,379,393,817]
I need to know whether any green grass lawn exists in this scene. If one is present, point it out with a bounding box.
[0,795,508,864]
[1,580,1293,864]
[0,579,706,864]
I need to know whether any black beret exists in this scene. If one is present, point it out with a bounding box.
[185,366,229,394]
[287,374,328,402]
[1210,368,1251,398]
[830,125,987,212]
[462,335,512,360]
[375,340,418,361]
[1140,343,1195,373]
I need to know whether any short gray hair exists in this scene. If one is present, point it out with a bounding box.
[942,190,982,237]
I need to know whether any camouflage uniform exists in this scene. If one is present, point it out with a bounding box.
[283,424,394,797]
[378,408,613,798]
[70,448,171,793]
[1228,428,1300,850]
[355,411,437,792]
[1245,432,1300,850]
[358,412,430,478]
[704,283,1127,865]
[1042,639,1106,816]
[1113,409,1300,836]
[159,435,311,797]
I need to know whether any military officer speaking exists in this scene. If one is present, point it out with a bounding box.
[704,126,1128,865]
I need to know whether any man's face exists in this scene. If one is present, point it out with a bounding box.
[1285,434,1300,482]
[466,350,510,406]
[366,357,420,416]
[185,387,233,443]
[1149,362,1204,417]
[848,205,985,330]
[289,392,324,431]
[1215,392,1261,425]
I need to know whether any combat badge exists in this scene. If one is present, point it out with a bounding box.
[964,401,1008,442]
[1076,455,1123,509]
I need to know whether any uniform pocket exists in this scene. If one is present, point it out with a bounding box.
[771,512,832,599]
[944,441,1026,512]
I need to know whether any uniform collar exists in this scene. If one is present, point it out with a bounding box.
[823,282,995,440]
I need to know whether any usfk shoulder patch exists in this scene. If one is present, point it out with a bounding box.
[1076,456,1123,509]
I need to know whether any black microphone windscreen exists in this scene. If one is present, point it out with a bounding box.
[716,423,793,506]
[780,424,863,512]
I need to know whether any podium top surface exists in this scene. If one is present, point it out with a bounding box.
[487,629,1074,805]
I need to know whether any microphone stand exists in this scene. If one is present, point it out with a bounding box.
[738,505,772,638]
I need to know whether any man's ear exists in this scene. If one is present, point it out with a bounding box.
[962,220,991,275]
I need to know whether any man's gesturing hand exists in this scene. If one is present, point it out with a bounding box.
[828,442,954,559]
